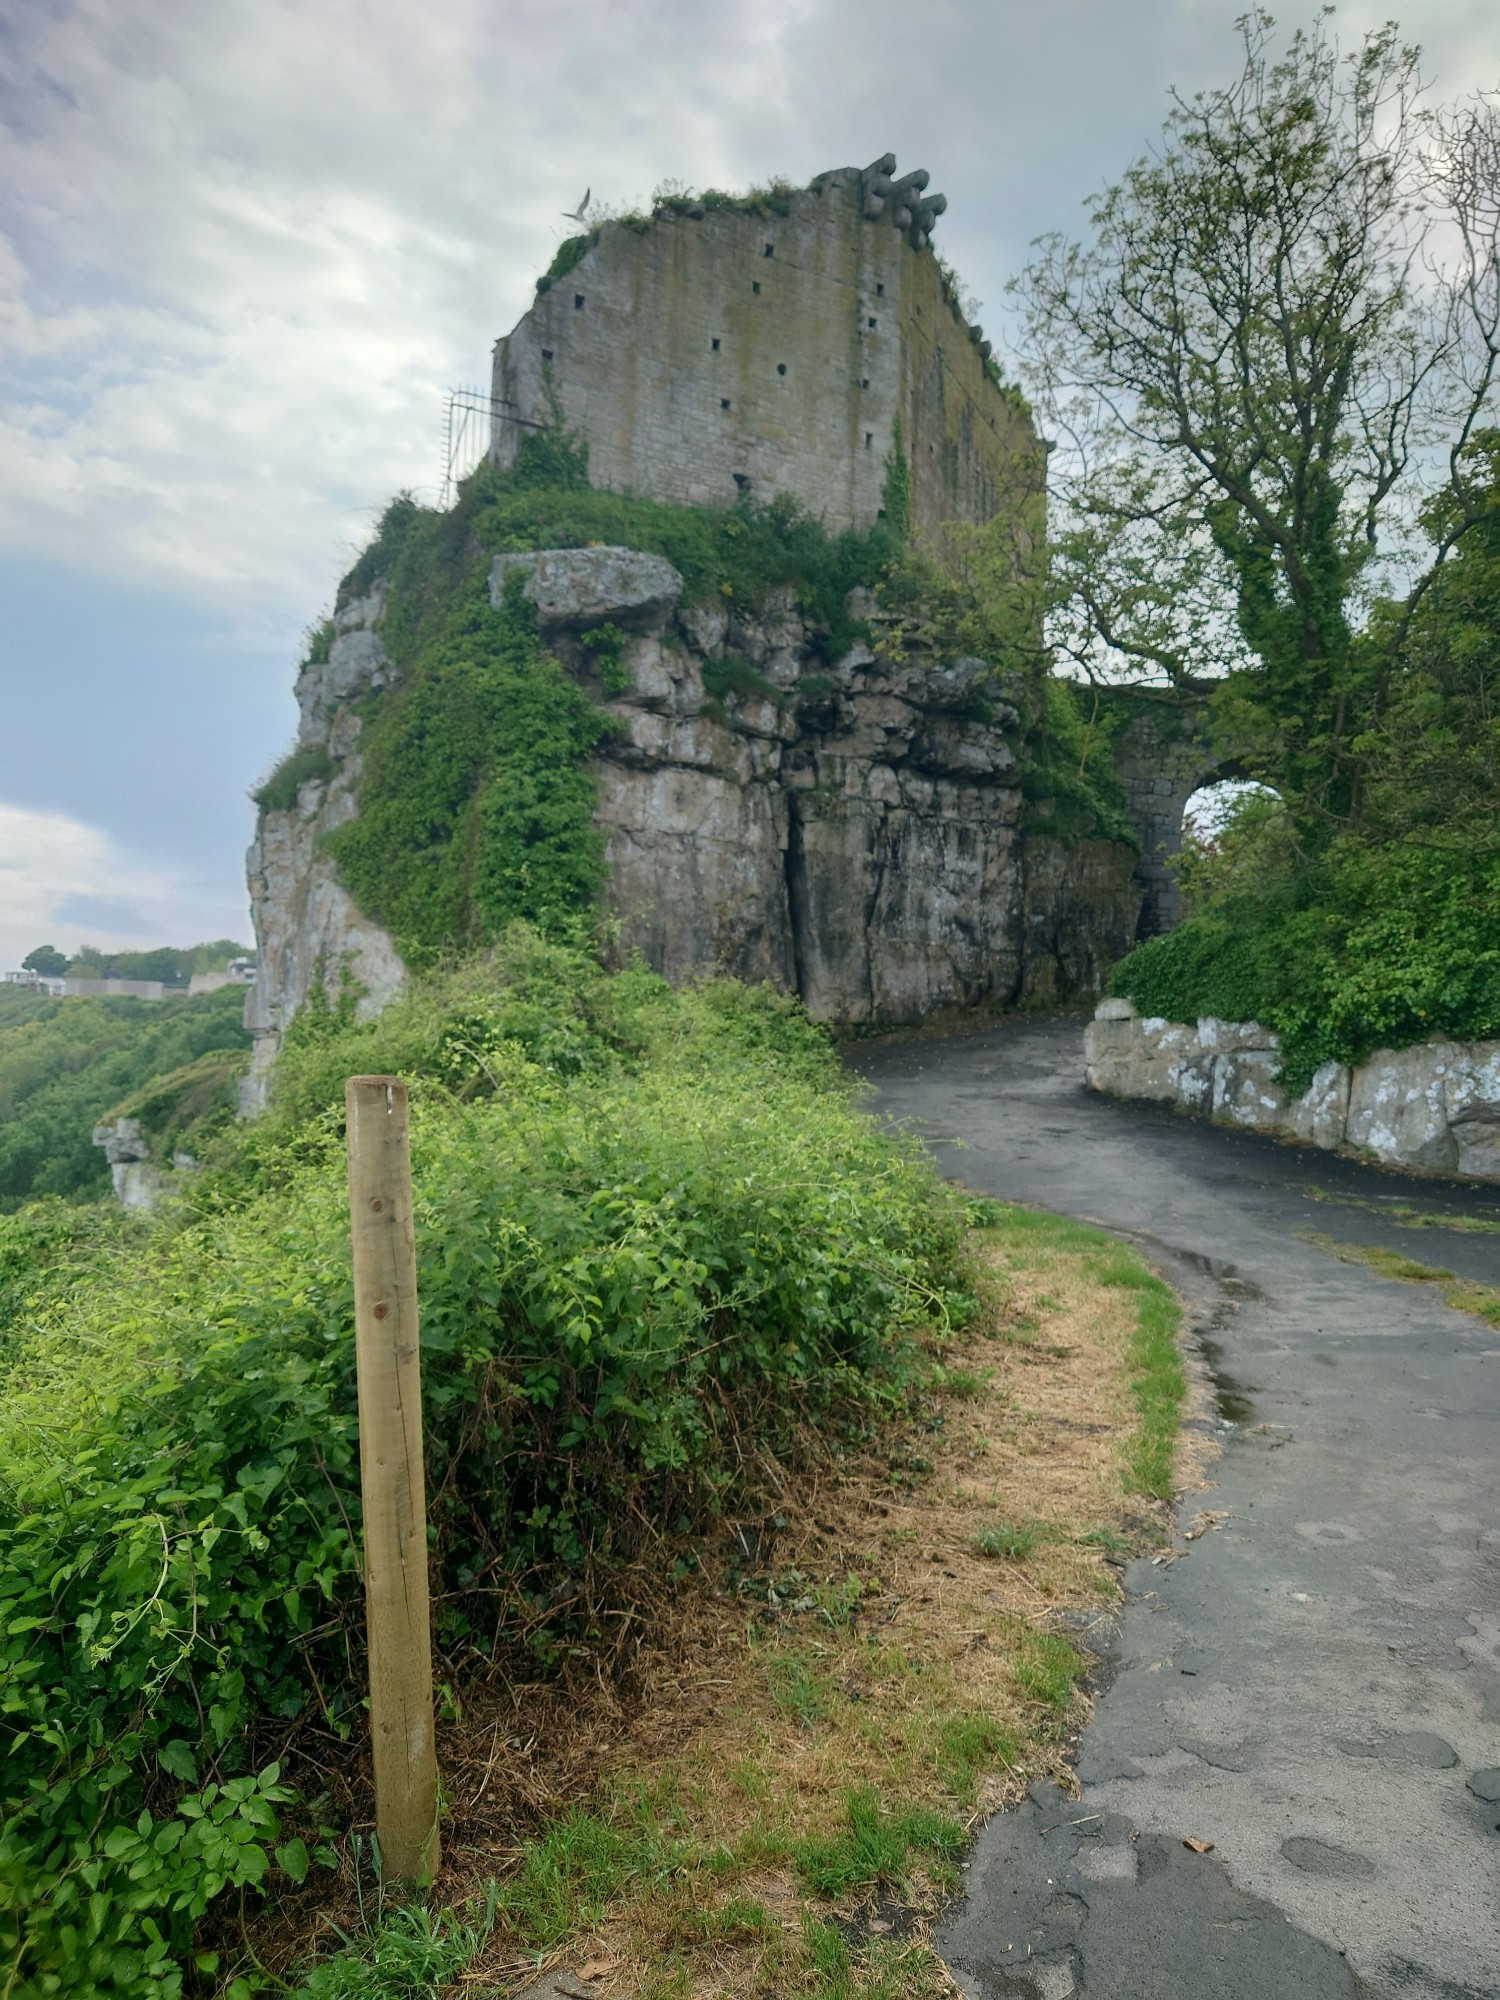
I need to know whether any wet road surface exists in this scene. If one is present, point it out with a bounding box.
[851,1016,1500,2000]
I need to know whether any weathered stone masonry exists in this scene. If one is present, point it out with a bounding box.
[491,159,1037,546]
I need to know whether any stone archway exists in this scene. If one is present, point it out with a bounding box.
[1109,690,1253,939]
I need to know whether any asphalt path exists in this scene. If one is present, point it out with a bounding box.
[850,1016,1500,2000]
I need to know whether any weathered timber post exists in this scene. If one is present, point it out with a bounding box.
[345,1075,440,1882]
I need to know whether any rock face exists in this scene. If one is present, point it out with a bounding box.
[243,549,1143,1097]
[1085,999,1500,1181]
[91,1117,167,1212]
[489,548,686,629]
[90,1119,201,1212]
[242,587,409,1114]
[568,565,1139,1024]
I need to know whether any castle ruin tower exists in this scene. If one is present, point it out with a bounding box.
[489,157,1038,543]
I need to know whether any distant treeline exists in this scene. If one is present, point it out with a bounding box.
[21,938,251,984]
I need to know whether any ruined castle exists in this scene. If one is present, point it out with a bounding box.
[242,159,1178,1105]
[490,157,1038,543]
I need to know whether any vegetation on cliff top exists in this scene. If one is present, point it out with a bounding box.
[316,422,1128,967]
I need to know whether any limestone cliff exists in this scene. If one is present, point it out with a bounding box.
[241,587,409,1113]
[244,548,1141,1094]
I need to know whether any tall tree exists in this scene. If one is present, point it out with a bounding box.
[1020,11,1499,833]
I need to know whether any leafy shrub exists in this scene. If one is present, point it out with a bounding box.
[0,940,964,1994]
[253,742,335,813]
[534,231,596,297]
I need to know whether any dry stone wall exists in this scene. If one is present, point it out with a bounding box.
[242,549,1142,1094]
[1085,998,1500,1182]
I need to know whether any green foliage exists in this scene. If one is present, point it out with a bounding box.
[880,419,910,541]
[0,986,250,1209]
[22,946,67,978]
[650,179,799,221]
[1111,439,1500,1082]
[1113,845,1500,1096]
[701,652,781,710]
[976,1521,1039,1561]
[1008,1628,1085,1713]
[294,1898,493,1997]
[254,742,336,813]
[0,938,965,1994]
[935,1714,1020,1806]
[1022,15,1491,833]
[322,580,609,959]
[534,231,596,297]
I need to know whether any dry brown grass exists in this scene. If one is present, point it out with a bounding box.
[253,1212,1185,1998]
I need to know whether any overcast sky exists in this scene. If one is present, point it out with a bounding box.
[2,0,1498,969]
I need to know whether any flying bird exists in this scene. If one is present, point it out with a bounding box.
[563,189,591,224]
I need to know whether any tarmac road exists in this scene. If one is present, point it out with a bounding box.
[850,1015,1500,2000]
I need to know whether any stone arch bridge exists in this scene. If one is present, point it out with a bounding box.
[1108,688,1255,940]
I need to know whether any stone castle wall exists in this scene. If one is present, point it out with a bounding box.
[490,163,1038,546]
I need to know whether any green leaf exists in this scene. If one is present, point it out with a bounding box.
[274,1837,309,1884]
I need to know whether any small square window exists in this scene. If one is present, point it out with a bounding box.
[541,349,553,361]
[777,362,787,376]
[764,243,774,257]
[861,377,869,389]
[876,282,884,296]
[865,432,873,448]
[867,316,877,329]
[721,398,730,409]
[711,336,720,350]
[753,281,761,294]
[574,294,585,309]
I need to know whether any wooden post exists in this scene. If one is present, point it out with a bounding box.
[345,1075,440,1883]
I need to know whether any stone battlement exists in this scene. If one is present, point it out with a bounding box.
[490,158,1040,544]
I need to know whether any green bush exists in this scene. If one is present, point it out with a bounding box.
[0,938,965,1995]
[1111,844,1500,1094]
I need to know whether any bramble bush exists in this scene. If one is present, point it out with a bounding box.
[0,934,966,1995]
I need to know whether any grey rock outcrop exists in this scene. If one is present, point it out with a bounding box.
[243,589,408,1115]
[243,554,1143,1103]
[295,588,397,747]
[585,585,1137,1024]
[91,1117,169,1212]
[489,547,684,629]
[1085,999,1500,1182]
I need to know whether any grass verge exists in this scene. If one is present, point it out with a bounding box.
[1303,1231,1500,1327]
[266,1204,1185,1999]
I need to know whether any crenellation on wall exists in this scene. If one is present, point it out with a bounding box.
[491,163,1037,544]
